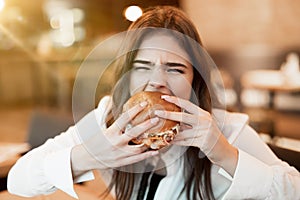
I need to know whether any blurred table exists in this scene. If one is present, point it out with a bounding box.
[0,142,30,178]
[0,184,102,200]
[241,70,300,91]
[241,70,300,138]
[241,69,300,107]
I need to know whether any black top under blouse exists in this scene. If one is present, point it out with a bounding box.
[137,167,166,200]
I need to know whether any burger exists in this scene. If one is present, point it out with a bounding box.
[123,91,181,150]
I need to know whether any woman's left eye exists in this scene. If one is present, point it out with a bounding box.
[167,68,184,74]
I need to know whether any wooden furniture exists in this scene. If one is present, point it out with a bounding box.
[241,69,300,108]
[0,142,30,178]
[0,155,21,178]
[241,70,300,92]
[0,184,103,200]
[241,70,300,137]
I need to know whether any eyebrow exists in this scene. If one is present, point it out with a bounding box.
[133,59,187,68]
[165,62,187,68]
[133,60,154,66]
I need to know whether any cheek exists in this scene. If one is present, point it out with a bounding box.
[129,73,149,95]
[169,75,193,100]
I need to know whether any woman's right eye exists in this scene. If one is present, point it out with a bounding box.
[133,66,151,71]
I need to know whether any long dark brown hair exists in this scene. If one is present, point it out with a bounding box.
[102,6,218,200]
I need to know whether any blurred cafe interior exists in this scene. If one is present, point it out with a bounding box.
[0,0,300,198]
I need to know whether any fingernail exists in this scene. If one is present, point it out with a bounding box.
[161,95,170,100]
[134,143,145,147]
[140,101,148,107]
[150,117,159,124]
[151,151,159,156]
[154,110,164,116]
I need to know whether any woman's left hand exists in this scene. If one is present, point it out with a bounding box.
[154,95,238,175]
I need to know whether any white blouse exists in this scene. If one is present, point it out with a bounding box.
[7,96,300,199]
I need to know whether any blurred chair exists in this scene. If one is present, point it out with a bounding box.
[27,109,74,149]
[0,109,74,192]
[272,136,300,152]
[268,143,300,172]
[260,133,300,171]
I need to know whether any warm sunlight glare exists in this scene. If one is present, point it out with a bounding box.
[0,0,5,12]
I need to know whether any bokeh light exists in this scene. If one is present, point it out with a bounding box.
[124,5,142,22]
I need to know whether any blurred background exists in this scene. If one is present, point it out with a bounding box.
[0,0,300,194]
[1,0,299,140]
[0,0,300,141]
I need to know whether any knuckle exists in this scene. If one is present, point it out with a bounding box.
[121,112,131,122]
[124,131,135,139]
[110,139,122,148]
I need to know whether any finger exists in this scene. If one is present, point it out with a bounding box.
[154,110,206,126]
[173,129,208,141]
[111,101,148,132]
[161,95,206,115]
[179,124,193,131]
[171,138,197,147]
[110,144,148,159]
[122,117,159,141]
[125,144,148,154]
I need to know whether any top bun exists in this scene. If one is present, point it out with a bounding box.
[123,91,181,149]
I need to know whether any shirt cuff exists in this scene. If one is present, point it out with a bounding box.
[222,149,273,199]
[218,168,233,181]
[74,171,94,183]
[44,147,94,199]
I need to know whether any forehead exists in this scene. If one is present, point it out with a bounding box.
[137,33,191,62]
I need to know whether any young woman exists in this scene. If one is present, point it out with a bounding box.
[8,6,299,200]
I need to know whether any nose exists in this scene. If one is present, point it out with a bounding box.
[148,68,168,89]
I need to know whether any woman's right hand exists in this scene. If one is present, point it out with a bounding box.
[71,101,159,174]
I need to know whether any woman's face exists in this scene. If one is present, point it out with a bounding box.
[129,33,194,100]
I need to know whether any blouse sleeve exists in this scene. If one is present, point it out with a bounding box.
[7,124,94,199]
[7,97,112,198]
[222,125,300,200]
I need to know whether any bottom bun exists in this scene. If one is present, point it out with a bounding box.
[129,124,180,150]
